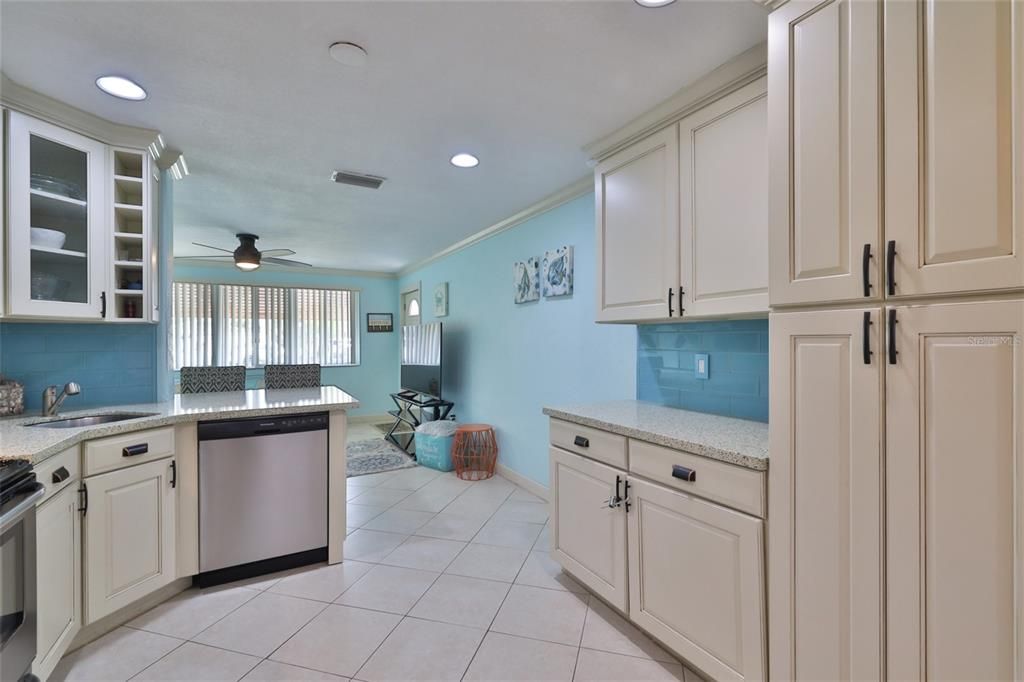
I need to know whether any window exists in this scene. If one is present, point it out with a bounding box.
[171,282,358,370]
[401,287,420,326]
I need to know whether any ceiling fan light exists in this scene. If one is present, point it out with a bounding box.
[235,261,260,271]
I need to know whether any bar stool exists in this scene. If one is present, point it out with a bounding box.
[452,424,498,481]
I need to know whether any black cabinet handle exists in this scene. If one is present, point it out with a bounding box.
[100,291,107,318]
[52,466,70,484]
[122,443,149,457]
[672,465,697,482]
[862,244,873,297]
[623,479,631,513]
[667,288,674,317]
[863,311,874,365]
[573,435,590,448]
[678,286,685,315]
[170,461,177,489]
[888,308,899,365]
[886,240,897,296]
[78,483,88,516]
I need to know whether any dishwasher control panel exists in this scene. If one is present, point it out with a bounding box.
[198,411,329,441]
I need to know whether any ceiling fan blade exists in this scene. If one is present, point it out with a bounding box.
[263,257,313,268]
[191,242,234,253]
[260,248,296,257]
[176,255,234,260]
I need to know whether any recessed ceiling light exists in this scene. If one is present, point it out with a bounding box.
[95,75,147,101]
[329,42,368,67]
[450,153,479,168]
[634,0,677,6]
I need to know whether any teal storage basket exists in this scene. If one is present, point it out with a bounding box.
[414,422,457,472]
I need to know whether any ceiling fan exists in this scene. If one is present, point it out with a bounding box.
[177,233,312,271]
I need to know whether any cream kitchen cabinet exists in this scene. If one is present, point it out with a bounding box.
[767,0,881,307]
[884,0,1024,298]
[768,308,884,681]
[595,127,680,322]
[33,447,82,681]
[549,446,628,611]
[82,454,177,624]
[628,478,766,682]
[678,77,768,318]
[886,300,1024,681]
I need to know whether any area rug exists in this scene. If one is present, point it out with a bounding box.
[347,438,417,477]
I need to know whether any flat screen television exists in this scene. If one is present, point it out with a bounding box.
[401,322,442,398]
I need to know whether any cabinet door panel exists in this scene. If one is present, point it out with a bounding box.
[679,78,768,317]
[549,447,628,610]
[34,484,81,679]
[628,478,765,682]
[768,0,881,306]
[84,458,176,624]
[885,0,1024,295]
[768,308,883,681]
[887,301,1024,680]
[595,127,679,322]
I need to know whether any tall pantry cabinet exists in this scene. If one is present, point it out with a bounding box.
[768,0,1024,680]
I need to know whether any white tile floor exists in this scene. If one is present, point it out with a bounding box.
[52,432,704,682]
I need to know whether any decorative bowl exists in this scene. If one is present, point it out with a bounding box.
[30,227,67,250]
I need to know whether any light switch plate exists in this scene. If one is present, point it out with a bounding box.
[695,353,710,380]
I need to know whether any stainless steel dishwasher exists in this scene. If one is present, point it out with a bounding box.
[197,412,328,587]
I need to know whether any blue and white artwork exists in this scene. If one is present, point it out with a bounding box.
[513,258,540,304]
[542,246,574,298]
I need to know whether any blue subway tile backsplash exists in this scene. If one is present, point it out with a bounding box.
[0,322,157,411]
[637,319,768,422]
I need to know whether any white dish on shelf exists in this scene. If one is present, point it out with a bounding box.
[30,227,67,249]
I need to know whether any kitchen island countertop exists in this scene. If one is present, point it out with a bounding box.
[0,386,360,464]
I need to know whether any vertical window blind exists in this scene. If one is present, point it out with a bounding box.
[171,282,358,370]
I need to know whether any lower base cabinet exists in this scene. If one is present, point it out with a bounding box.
[628,478,766,682]
[34,482,82,680]
[83,456,177,624]
[548,420,767,681]
[549,447,628,611]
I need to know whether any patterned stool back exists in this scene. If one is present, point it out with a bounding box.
[180,366,247,393]
[264,364,321,389]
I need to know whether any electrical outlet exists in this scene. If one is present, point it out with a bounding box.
[695,353,710,380]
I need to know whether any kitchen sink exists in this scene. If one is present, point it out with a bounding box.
[27,412,158,429]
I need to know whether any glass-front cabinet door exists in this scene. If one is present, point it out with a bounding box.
[7,111,106,319]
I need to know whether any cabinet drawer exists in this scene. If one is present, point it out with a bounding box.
[629,439,765,518]
[83,427,175,477]
[550,419,627,469]
[34,446,81,504]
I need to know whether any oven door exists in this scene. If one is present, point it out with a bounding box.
[1,481,45,682]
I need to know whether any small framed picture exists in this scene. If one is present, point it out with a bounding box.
[366,312,394,333]
[434,282,449,317]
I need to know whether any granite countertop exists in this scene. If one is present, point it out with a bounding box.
[543,400,768,471]
[0,386,360,464]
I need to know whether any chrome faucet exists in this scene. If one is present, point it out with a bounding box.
[42,382,81,417]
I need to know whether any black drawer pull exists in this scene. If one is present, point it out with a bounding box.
[122,443,149,457]
[52,466,70,484]
[667,288,674,317]
[888,308,899,365]
[862,243,873,297]
[886,240,897,296]
[863,311,874,365]
[672,465,696,482]
[573,435,590,448]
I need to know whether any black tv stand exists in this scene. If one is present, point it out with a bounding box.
[386,392,455,456]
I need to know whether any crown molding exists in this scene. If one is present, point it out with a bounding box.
[173,257,397,281]
[1,73,162,151]
[750,0,788,10]
[398,176,592,278]
[583,42,767,162]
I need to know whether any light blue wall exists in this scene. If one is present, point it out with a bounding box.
[399,194,636,487]
[172,262,400,416]
[0,321,157,410]
[637,319,769,422]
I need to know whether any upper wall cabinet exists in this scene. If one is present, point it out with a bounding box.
[679,78,768,317]
[768,0,881,307]
[595,127,680,322]
[5,110,157,322]
[885,0,1024,298]
[7,111,108,319]
[595,76,769,323]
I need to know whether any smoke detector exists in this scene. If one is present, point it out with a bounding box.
[331,169,386,189]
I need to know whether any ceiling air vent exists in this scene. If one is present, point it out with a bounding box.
[331,169,386,189]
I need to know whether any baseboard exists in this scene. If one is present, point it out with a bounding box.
[496,463,549,501]
[67,577,192,654]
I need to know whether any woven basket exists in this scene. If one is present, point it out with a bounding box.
[0,379,25,416]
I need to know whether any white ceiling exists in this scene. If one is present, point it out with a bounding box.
[1,1,766,273]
